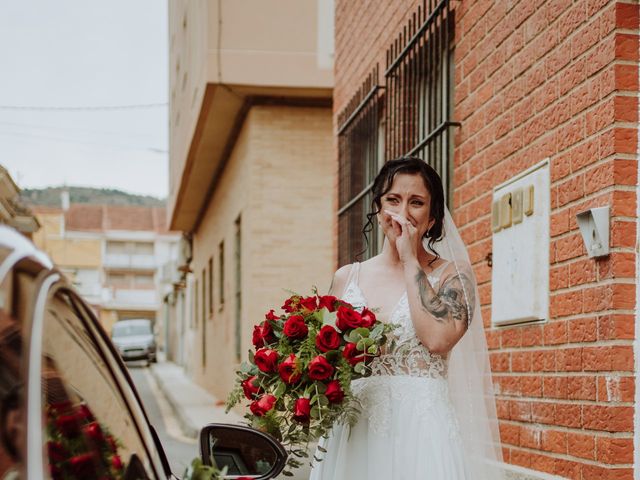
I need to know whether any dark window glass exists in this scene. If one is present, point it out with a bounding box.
[41,291,155,479]
[234,216,242,362]
[208,257,213,315]
[218,242,225,310]
[337,66,384,266]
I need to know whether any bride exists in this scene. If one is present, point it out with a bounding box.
[309,157,503,479]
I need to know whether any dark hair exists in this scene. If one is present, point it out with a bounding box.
[362,157,445,262]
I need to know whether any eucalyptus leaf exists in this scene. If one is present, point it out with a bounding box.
[353,327,370,338]
[274,382,286,398]
[354,362,365,374]
[371,324,383,337]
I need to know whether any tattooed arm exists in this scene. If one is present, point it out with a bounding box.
[403,258,474,355]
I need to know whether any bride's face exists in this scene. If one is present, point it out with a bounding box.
[378,173,434,242]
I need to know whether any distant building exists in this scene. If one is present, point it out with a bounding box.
[32,203,180,340]
[168,0,335,398]
[0,165,39,237]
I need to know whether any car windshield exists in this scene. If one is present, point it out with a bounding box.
[112,323,151,337]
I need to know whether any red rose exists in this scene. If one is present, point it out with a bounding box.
[360,308,376,328]
[282,296,301,313]
[49,464,63,480]
[252,320,276,348]
[308,355,334,381]
[77,404,95,422]
[292,397,311,423]
[300,296,318,311]
[241,375,262,399]
[315,325,341,352]
[47,441,68,463]
[336,306,363,331]
[55,413,81,437]
[69,452,97,477]
[83,422,104,443]
[49,401,73,414]
[265,309,279,321]
[250,394,277,417]
[283,315,308,339]
[278,354,302,384]
[342,342,366,366]
[318,295,338,312]
[254,348,279,373]
[112,455,124,470]
[325,380,345,403]
[106,435,118,453]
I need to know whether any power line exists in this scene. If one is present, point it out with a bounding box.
[0,102,167,112]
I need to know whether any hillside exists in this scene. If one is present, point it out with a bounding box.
[21,186,165,207]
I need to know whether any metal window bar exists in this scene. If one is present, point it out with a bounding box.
[385,0,458,203]
[337,65,385,266]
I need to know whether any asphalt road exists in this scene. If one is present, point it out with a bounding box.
[128,363,199,477]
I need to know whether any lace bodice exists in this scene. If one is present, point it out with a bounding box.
[342,262,449,380]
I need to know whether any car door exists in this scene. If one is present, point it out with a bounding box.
[40,277,174,479]
[0,245,171,479]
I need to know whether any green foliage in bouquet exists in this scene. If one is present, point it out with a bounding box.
[182,458,228,480]
[226,289,397,476]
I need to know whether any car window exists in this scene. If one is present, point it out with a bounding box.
[41,290,158,479]
[112,322,151,337]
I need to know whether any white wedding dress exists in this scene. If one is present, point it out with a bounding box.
[309,261,470,480]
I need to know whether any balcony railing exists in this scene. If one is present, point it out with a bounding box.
[104,288,158,309]
[104,253,156,270]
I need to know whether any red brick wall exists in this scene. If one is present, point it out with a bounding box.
[335,0,639,478]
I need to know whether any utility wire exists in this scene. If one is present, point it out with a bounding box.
[0,102,167,112]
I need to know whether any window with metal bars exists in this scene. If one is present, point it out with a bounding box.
[385,0,457,202]
[337,65,385,266]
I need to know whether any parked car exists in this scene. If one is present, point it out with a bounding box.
[0,225,286,479]
[111,318,157,365]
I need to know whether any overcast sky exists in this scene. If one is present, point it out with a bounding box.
[0,0,169,198]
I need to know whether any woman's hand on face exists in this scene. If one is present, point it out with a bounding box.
[384,210,419,264]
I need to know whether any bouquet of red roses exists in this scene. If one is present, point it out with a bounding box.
[226,290,396,475]
[45,401,125,480]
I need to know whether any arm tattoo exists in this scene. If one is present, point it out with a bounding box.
[414,268,474,328]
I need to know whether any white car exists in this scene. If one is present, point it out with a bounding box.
[0,225,286,480]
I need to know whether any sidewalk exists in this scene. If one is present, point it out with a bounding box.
[149,360,242,439]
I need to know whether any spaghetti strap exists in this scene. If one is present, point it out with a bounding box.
[344,262,361,289]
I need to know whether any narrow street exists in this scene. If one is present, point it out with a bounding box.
[128,364,198,476]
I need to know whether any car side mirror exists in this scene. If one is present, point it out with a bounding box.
[199,423,287,479]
